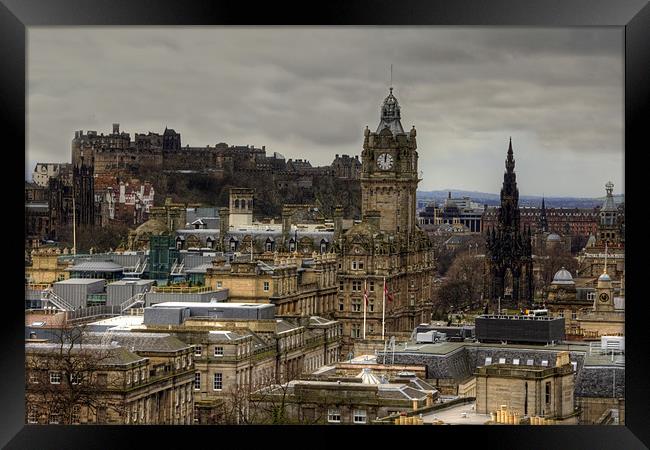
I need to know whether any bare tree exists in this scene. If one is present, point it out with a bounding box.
[25,325,129,424]
[433,253,485,317]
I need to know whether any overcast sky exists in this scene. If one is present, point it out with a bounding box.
[27,27,623,197]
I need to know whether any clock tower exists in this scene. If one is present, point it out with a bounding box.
[361,87,419,235]
[594,250,615,312]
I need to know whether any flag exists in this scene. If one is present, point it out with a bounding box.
[384,280,394,302]
[363,283,369,306]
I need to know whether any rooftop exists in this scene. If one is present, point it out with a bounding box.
[88,315,145,328]
[421,401,489,425]
[68,261,124,272]
[149,301,272,309]
[54,278,107,285]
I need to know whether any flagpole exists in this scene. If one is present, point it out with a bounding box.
[382,276,386,341]
[363,280,367,340]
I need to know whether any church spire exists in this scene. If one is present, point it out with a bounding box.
[506,137,515,173]
[539,196,548,232]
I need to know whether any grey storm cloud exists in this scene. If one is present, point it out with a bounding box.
[27,27,623,197]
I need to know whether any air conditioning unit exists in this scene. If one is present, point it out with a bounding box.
[601,336,625,352]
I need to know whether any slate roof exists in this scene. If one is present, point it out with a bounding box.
[25,342,146,366]
[85,332,191,353]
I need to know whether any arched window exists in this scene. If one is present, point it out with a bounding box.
[320,239,328,254]
[234,199,240,209]
[247,200,252,210]
[265,238,274,252]
[230,237,238,251]
[289,239,296,252]
[206,237,214,249]
[176,237,183,250]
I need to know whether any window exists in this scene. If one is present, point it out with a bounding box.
[369,282,374,292]
[545,381,552,405]
[126,372,131,385]
[358,261,364,270]
[175,358,180,370]
[352,298,362,312]
[71,405,81,424]
[194,345,202,357]
[263,281,270,292]
[339,300,344,311]
[213,373,223,391]
[97,373,108,386]
[571,361,578,372]
[353,409,367,424]
[141,368,146,382]
[541,360,549,367]
[484,357,492,366]
[134,370,139,383]
[328,408,341,423]
[369,300,375,312]
[513,358,520,365]
[498,358,506,364]
[352,281,361,291]
[351,324,361,339]
[216,281,222,288]
[71,373,81,385]
[27,408,38,424]
[214,346,224,357]
[526,359,534,366]
[29,372,39,384]
[352,261,358,270]
[48,411,60,424]
[49,371,61,384]
[571,311,577,320]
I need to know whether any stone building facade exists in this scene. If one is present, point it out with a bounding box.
[140,313,342,424]
[250,377,436,425]
[483,206,600,238]
[475,351,577,423]
[25,332,195,425]
[205,253,338,319]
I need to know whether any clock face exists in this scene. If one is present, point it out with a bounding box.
[377,153,394,170]
[599,292,610,303]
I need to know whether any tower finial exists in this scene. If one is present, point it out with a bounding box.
[390,63,393,89]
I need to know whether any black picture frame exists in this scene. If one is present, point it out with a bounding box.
[3,0,648,448]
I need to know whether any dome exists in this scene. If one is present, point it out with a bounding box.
[344,221,379,238]
[547,233,561,242]
[376,87,404,134]
[552,267,574,285]
[134,218,168,237]
[598,272,611,282]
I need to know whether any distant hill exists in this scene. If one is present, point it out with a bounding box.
[417,189,624,209]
